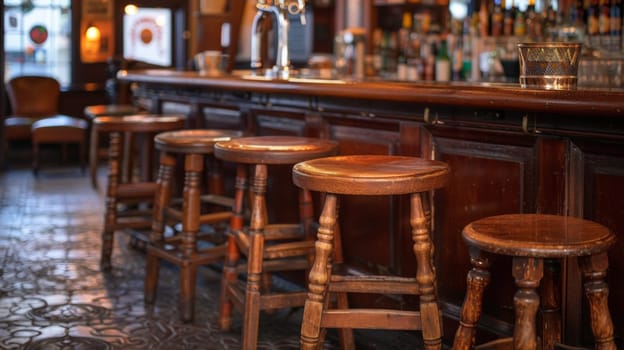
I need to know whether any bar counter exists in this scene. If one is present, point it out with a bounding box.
[119,69,624,347]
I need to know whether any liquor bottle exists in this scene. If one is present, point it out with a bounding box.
[452,36,464,80]
[479,0,490,36]
[491,0,504,36]
[435,39,451,82]
[525,0,539,38]
[587,0,600,46]
[407,14,424,81]
[389,31,399,73]
[397,11,412,81]
[514,6,526,36]
[504,0,515,35]
[422,37,435,81]
[609,0,621,50]
[599,0,611,48]
[372,28,383,75]
[544,0,558,39]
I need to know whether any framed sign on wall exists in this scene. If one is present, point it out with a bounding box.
[123,7,172,67]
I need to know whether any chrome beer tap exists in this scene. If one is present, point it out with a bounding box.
[250,0,307,79]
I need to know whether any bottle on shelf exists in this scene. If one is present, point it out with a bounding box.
[525,0,540,39]
[462,16,475,81]
[435,37,451,82]
[407,13,424,81]
[372,28,383,75]
[513,3,526,36]
[491,0,505,36]
[609,0,621,51]
[479,0,490,36]
[587,0,601,47]
[599,0,611,48]
[397,11,413,81]
[452,35,464,81]
[422,36,435,81]
[504,0,516,36]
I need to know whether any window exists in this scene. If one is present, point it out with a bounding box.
[4,0,72,85]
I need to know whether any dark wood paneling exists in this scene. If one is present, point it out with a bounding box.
[430,126,540,337]
[569,139,624,346]
[325,114,401,270]
[249,107,309,225]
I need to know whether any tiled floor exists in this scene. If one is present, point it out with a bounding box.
[0,158,425,349]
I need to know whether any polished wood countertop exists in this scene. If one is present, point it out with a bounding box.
[118,69,624,118]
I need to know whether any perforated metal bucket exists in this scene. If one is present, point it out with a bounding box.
[518,42,582,90]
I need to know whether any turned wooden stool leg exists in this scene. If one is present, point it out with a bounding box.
[179,153,204,322]
[452,247,491,350]
[539,259,562,350]
[327,200,355,350]
[579,252,616,350]
[219,164,247,331]
[145,151,176,304]
[512,257,543,350]
[242,164,268,349]
[412,193,442,350]
[151,152,176,241]
[301,193,338,350]
[101,132,121,271]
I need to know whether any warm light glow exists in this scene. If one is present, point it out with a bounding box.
[124,4,139,15]
[85,25,101,41]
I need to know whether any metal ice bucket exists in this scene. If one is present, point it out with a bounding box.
[517,42,582,90]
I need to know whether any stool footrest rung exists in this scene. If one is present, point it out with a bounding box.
[147,242,227,266]
[223,279,308,311]
[198,211,232,224]
[263,223,305,240]
[320,309,423,330]
[328,274,420,295]
[235,256,311,273]
[200,194,235,208]
[264,240,315,259]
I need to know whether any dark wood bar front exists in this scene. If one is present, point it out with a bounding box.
[119,69,624,347]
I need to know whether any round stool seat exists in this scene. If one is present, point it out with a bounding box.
[463,214,616,258]
[93,115,185,132]
[293,155,449,195]
[155,129,244,154]
[84,104,140,119]
[214,136,339,165]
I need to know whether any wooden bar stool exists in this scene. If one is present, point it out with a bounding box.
[84,104,142,189]
[144,129,244,322]
[94,115,186,271]
[214,136,339,349]
[452,214,617,350]
[292,155,449,350]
